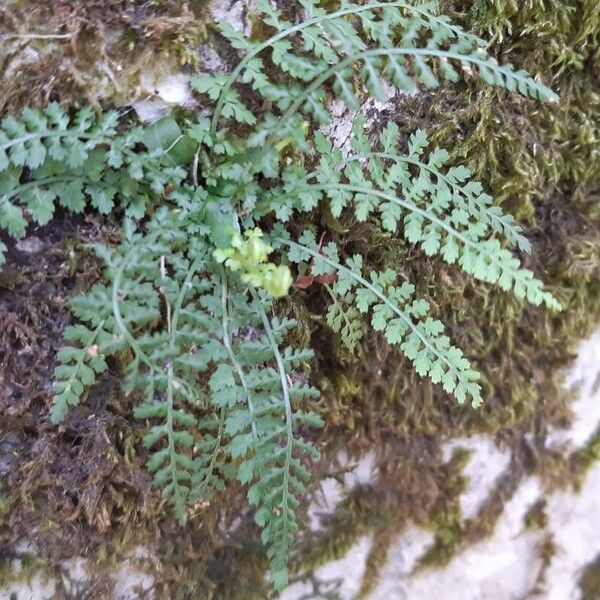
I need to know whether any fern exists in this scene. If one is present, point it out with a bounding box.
[196,0,556,136]
[51,321,109,423]
[219,281,322,589]
[0,105,188,264]
[53,206,321,586]
[276,228,482,405]
[267,118,560,312]
[17,0,565,591]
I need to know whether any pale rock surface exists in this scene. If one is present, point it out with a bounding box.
[279,536,374,600]
[539,463,600,599]
[2,569,56,600]
[59,557,90,596]
[209,0,252,36]
[442,435,512,520]
[133,72,194,123]
[547,328,600,448]
[111,546,156,600]
[368,523,435,598]
[308,451,377,530]
[285,329,600,600]
[378,477,546,600]
[15,236,45,255]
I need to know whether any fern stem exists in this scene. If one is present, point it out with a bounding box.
[0,131,170,179]
[306,183,472,243]
[277,237,462,378]
[251,289,293,525]
[0,129,81,151]
[2,175,86,198]
[220,268,259,440]
[192,408,226,502]
[159,256,205,520]
[112,254,165,376]
[111,248,203,396]
[210,0,478,131]
[324,283,358,340]
[51,319,106,422]
[170,257,204,337]
[164,360,184,516]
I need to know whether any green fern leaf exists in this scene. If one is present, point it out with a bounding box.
[51,322,109,423]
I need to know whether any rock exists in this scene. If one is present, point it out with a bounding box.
[15,236,44,254]
[133,72,194,123]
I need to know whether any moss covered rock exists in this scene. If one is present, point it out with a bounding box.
[1,0,600,597]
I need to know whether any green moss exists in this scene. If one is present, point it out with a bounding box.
[414,448,470,569]
[2,0,600,596]
[579,553,600,600]
[296,489,385,573]
[0,553,51,591]
[0,0,209,111]
[524,500,549,530]
[355,528,395,599]
[291,0,600,586]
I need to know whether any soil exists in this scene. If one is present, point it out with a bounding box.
[0,215,154,558]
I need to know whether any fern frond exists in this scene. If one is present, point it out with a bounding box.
[109,219,221,521]
[278,230,482,407]
[50,279,133,423]
[190,411,229,501]
[58,212,212,518]
[324,284,365,355]
[205,272,322,590]
[0,104,116,172]
[343,119,531,252]
[54,207,323,581]
[0,107,187,264]
[198,0,556,135]
[243,292,322,591]
[134,363,199,523]
[51,321,109,423]
[270,124,560,311]
[42,0,564,592]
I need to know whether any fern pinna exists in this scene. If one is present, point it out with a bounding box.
[0,0,560,591]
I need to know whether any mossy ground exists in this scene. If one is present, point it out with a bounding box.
[1,0,600,597]
[0,0,209,112]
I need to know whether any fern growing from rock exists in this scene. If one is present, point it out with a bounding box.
[0,0,562,591]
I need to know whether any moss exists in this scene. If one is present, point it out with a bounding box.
[294,1,600,584]
[413,448,470,569]
[579,553,600,600]
[529,534,557,594]
[0,0,209,111]
[296,488,383,572]
[572,434,600,489]
[524,500,549,530]
[544,424,600,491]
[0,553,50,590]
[2,0,600,596]
[356,528,395,599]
